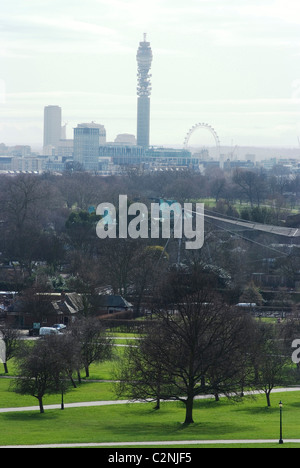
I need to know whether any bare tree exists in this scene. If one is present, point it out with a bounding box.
[115,322,171,410]
[45,334,81,408]
[253,323,289,407]
[98,238,145,297]
[70,317,113,379]
[0,173,60,275]
[12,340,60,413]
[12,334,81,412]
[233,169,267,207]
[117,282,255,424]
[49,333,81,392]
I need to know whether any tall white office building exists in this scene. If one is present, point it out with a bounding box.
[43,106,62,153]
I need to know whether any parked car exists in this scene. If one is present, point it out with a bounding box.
[236,303,257,308]
[39,327,62,336]
[52,324,67,330]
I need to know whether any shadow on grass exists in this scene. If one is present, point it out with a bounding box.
[98,401,256,440]
[233,405,278,415]
[0,401,259,445]
[1,410,59,422]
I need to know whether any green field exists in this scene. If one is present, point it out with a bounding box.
[0,388,300,448]
[1,376,300,447]
[1,339,300,448]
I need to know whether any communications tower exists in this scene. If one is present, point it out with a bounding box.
[136,34,153,147]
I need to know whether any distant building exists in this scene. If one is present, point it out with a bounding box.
[74,123,105,171]
[9,292,85,328]
[97,295,133,315]
[99,144,144,165]
[56,139,74,158]
[76,122,106,144]
[43,106,62,153]
[146,147,192,168]
[114,134,136,145]
[0,156,12,171]
[11,156,45,172]
[9,145,32,157]
[137,34,153,148]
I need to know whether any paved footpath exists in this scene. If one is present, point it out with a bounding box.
[0,399,135,413]
[1,387,300,414]
[1,439,300,448]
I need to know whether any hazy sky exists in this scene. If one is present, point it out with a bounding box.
[1,0,300,149]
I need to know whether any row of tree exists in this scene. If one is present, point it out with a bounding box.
[10,317,112,413]
[115,272,294,424]
[0,170,298,297]
[5,270,299,423]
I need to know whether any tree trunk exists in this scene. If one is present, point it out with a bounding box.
[3,362,8,374]
[154,397,160,410]
[200,376,205,391]
[70,374,77,388]
[266,391,271,407]
[184,396,194,424]
[85,366,89,378]
[38,397,44,414]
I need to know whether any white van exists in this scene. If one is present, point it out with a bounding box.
[236,303,257,308]
[39,327,62,336]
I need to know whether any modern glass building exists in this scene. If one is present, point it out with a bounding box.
[73,123,101,171]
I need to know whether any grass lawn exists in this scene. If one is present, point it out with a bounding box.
[1,334,300,448]
[0,346,123,380]
[1,390,300,447]
[0,379,119,408]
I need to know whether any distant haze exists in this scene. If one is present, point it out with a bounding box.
[1,0,300,149]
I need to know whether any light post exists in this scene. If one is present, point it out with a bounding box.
[279,401,283,445]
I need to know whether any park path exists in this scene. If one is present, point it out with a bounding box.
[1,439,300,448]
[1,386,300,414]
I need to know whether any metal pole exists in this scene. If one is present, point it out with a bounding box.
[279,401,283,444]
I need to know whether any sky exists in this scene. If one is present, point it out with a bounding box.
[1,0,300,150]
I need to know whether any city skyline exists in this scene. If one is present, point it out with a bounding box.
[1,0,300,150]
